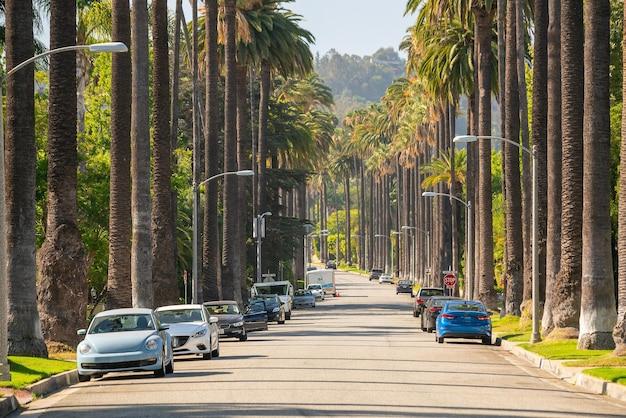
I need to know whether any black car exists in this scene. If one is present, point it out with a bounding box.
[204,300,248,341]
[244,301,269,332]
[249,295,286,324]
[396,280,412,294]
[369,268,383,281]
[326,259,337,269]
[421,296,462,332]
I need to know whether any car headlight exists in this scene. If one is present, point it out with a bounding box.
[78,342,92,355]
[192,328,207,338]
[145,339,159,351]
[272,307,280,313]
[232,321,244,327]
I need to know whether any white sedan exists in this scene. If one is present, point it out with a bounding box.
[155,304,220,360]
[307,284,325,300]
[379,274,393,284]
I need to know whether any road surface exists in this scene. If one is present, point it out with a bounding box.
[18,271,626,417]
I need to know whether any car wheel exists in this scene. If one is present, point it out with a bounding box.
[203,350,213,360]
[482,337,491,345]
[212,342,220,358]
[286,311,291,320]
[437,337,444,344]
[413,310,418,318]
[78,373,91,383]
[165,359,174,374]
[239,332,248,342]
[278,318,285,324]
[154,356,167,377]
[427,328,433,333]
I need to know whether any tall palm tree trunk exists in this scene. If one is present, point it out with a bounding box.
[542,0,562,334]
[344,175,352,265]
[551,0,584,337]
[106,0,133,309]
[37,0,88,348]
[222,0,241,302]
[237,64,251,300]
[578,0,616,350]
[257,62,271,215]
[474,5,497,309]
[367,174,374,270]
[321,179,328,263]
[359,162,366,270]
[203,0,220,301]
[614,1,626,356]
[504,0,524,316]
[151,0,178,307]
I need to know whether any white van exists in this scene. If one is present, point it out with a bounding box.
[251,281,294,320]
[305,269,336,297]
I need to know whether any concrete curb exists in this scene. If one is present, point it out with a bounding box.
[0,395,18,418]
[26,369,78,397]
[499,339,626,403]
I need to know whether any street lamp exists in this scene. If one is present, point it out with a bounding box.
[422,191,472,300]
[0,41,128,383]
[306,230,329,269]
[192,170,254,303]
[255,211,272,283]
[454,134,540,342]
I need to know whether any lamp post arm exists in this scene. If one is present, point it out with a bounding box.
[477,135,533,156]
[8,45,92,78]
[424,192,469,208]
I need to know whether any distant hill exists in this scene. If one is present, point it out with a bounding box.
[315,47,405,122]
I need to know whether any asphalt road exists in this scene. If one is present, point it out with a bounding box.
[17,271,626,417]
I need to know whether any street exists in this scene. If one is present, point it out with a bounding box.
[17,271,626,418]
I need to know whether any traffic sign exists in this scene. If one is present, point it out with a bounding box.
[443,272,457,288]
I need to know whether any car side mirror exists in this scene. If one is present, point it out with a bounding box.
[158,325,170,331]
[209,317,218,324]
[77,329,87,336]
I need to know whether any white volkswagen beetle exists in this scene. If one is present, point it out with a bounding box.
[76,308,174,382]
[155,304,220,360]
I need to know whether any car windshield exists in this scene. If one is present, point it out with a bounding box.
[420,289,444,297]
[205,304,240,315]
[255,284,288,295]
[308,284,322,290]
[446,302,485,312]
[253,297,278,306]
[156,309,203,324]
[296,290,312,296]
[248,302,266,311]
[89,314,154,334]
[431,298,459,308]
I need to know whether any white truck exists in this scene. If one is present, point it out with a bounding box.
[251,281,294,320]
[305,269,337,297]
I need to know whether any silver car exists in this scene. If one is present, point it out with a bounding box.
[155,304,220,360]
[306,283,325,301]
[293,290,316,308]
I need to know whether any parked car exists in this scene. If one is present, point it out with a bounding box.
[413,287,444,317]
[250,295,286,324]
[306,266,318,272]
[396,280,412,294]
[243,301,269,332]
[420,296,462,332]
[203,301,248,341]
[326,259,337,269]
[155,304,220,360]
[76,308,174,382]
[379,274,392,284]
[435,300,493,345]
[307,283,325,301]
[252,281,294,320]
[369,269,384,281]
[293,290,316,309]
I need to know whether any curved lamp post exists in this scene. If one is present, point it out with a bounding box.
[0,42,128,382]
[454,134,540,342]
[255,211,272,283]
[306,230,329,269]
[422,192,472,299]
[192,170,254,303]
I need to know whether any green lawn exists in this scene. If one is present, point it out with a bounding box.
[583,368,626,386]
[491,315,532,342]
[519,340,613,360]
[564,354,626,368]
[0,356,75,389]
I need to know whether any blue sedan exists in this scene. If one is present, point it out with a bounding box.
[435,300,492,345]
[76,308,174,381]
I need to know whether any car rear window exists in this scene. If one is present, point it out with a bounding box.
[446,302,485,312]
[431,298,458,308]
[420,289,444,297]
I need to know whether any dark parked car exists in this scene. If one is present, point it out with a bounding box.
[369,269,383,281]
[204,301,248,341]
[396,280,412,294]
[243,301,269,332]
[326,259,337,269]
[413,287,445,317]
[421,296,462,332]
[249,295,286,324]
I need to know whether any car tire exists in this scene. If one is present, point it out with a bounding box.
[437,336,444,344]
[413,310,418,318]
[239,332,248,342]
[286,311,291,320]
[212,341,220,358]
[203,350,213,360]
[278,319,285,324]
[165,359,174,374]
[154,357,167,377]
[427,328,433,333]
[78,373,91,383]
[482,337,491,345]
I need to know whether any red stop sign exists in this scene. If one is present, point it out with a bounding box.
[443,273,456,288]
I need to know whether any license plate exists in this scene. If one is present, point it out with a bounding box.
[219,329,225,335]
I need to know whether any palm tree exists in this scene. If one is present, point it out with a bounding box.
[37,0,89,348]
[614,0,626,356]
[152,0,178,306]
[237,63,251,300]
[550,0,583,338]
[222,0,240,302]
[203,0,220,301]
[5,0,47,356]
[577,0,616,350]
[503,0,523,316]
[128,0,152,308]
[541,0,562,335]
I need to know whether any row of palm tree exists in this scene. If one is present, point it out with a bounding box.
[313,0,625,353]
